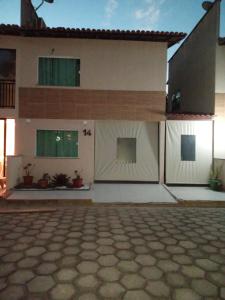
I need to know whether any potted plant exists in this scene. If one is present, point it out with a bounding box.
[38,173,51,189]
[23,163,34,186]
[51,173,70,188]
[73,170,83,188]
[208,165,223,191]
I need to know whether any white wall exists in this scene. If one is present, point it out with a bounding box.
[214,158,225,187]
[166,121,213,184]
[6,155,23,189]
[15,119,95,184]
[159,121,165,183]
[214,119,225,159]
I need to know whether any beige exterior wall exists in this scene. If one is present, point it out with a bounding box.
[1,35,167,186]
[14,119,95,184]
[6,155,23,189]
[215,93,225,118]
[17,37,166,91]
[214,158,225,187]
[215,45,225,93]
[168,2,220,114]
[214,45,225,159]
[0,35,167,119]
[214,118,225,159]
[0,36,167,92]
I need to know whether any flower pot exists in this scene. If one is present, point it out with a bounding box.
[73,178,83,188]
[23,176,33,186]
[209,179,223,191]
[38,179,49,189]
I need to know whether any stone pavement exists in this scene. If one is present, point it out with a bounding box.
[0,206,224,300]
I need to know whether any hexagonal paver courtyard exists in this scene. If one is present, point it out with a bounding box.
[0,206,224,299]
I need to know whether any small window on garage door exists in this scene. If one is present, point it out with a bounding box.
[181,135,196,161]
[117,138,136,163]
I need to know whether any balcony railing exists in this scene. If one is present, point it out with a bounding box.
[0,80,15,108]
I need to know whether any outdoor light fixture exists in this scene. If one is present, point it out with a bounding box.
[35,0,54,11]
[202,1,213,11]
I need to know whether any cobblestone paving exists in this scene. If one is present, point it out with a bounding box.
[0,207,224,300]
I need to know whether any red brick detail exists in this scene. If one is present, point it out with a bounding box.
[19,87,166,121]
[167,113,213,120]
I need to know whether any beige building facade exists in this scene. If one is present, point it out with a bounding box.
[0,19,185,187]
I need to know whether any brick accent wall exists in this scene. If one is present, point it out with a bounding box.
[215,93,225,118]
[19,88,166,121]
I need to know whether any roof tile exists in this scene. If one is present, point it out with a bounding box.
[0,24,186,48]
[167,113,214,120]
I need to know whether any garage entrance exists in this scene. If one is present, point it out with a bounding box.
[95,121,159,182]
[166,120,213,184]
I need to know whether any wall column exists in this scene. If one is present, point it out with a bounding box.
[159,121,165,183]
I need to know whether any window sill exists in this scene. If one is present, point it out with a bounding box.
[36,85,80,89]
[35,156,80,159]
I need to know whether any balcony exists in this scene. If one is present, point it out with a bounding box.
[0,80,15,108]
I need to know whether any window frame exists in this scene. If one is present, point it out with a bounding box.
[35,129,79,158]
[37,56,81,87]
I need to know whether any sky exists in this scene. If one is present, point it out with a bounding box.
[0,0,224,59]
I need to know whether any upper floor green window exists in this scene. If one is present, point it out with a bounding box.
[38,57,80,87]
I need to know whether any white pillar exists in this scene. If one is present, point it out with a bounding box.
[159,121,165,184]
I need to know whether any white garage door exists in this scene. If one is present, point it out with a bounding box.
[166,120,213,184]
[95,121,159,181]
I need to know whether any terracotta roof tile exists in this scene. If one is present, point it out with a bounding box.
[0,24,186,48]
[167,113,214,120]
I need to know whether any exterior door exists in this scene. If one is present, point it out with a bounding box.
[0,119,6,177]
[166,120,213,184]
[95,121,159,182]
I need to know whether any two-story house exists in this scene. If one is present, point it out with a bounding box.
[167,0,225,185]
[0,0,185,189]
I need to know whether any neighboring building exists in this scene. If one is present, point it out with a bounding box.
[168,0,222,115]
[167,0,225,185]
[0,0,185,188]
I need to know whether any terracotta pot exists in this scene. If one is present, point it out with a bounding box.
[38,179,49,189]
[23,176,33,186]
[73,178,83,188]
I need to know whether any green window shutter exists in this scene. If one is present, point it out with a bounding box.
[38,58,53,85]
[37,130,57,157]
[75,59,80,87]
[36,130,78,158]
[53,58,76,87]
[56,131,65,157]
[39,58,80,87]
[56,131,78,157]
